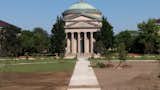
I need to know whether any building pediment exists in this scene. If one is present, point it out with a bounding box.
[64,14,101,21]
[65,21,100,29]
[72,15,94,21]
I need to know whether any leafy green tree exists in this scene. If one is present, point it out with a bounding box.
[117,43,128,61]
[114,30,136,52]
[20,28,50,55]
[20,30,36,55]
[0,26,21,57]
[138,19,160,54]
[155,35,160,54]
[115,43,128,69]
[33,27,50,53]
[94,40,105,55]
[50,16,66,57]
[130,36,144,53]
[94,17,114,55]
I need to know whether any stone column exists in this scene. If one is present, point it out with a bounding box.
[84,32,88,54]
[71,32,74,54]
[90,32,94,54]
[66,33,69,53]
[78,32,81,53]
[86,33,89,53]
[73,33,77,54]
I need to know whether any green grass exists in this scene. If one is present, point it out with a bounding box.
[127,55,160,60]
[89,54,160,61]
[0,57,75,64]
[0,59,76,72]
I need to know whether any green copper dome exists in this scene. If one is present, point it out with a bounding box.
[63,2,101,15]
[69,2,96,10]
[63,1,102,20]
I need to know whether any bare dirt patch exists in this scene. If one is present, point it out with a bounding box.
[94,61,160,90]
[0,72,72,90]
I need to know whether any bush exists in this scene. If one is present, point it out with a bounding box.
[96,62,106,68]
[117,43,128,61]
[156,55,160,60]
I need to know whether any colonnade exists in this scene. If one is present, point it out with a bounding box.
[66,32,94,54]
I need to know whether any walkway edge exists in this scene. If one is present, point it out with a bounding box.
[68,58,101,90]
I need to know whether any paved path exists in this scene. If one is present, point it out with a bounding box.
[68,57,101,90]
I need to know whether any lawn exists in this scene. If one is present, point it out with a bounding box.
[0,57,75,64]
[0,58,76,90]
[0,58,76,72]
[90,54,160,61]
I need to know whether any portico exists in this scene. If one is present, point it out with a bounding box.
[66,31,95,55]
[63,1,102,57]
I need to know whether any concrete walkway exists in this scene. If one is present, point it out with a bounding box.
[68,57,101,90]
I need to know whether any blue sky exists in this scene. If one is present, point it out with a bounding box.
[0,0,160,34]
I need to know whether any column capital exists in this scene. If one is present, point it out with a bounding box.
[90,32,94,34]
[71,32,74,34]
[77,32,81,37]
[66,33,68,38]
[71,32,74,37]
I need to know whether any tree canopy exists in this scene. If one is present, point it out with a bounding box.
[115,19,160,54]
[50,16,66,57]
[114,30,136,52]
[94,17,114,55]
[20,28,50,55]
[1,17,160,57]
[137,19,160,54]
[0,26,21,57]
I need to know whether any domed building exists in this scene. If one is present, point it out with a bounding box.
[63,1,102,57]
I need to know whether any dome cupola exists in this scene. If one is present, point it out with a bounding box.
[63,1,102,20]
[69,2,96,10]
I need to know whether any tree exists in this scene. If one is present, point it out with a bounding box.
[50,16,66,57]
[137,19,160,54]
[94,17,114,55]
[94,40,105,55]
[117,43,128,61]
[0,26,21,57]
[33,28,50,53]
[114,30,137,52]
[115,43,128,69]
[155,35,160,54]
[130,36,144,53]
[20,28,50,55]
[20,30,35,55]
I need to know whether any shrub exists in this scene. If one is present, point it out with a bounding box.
[156,55,160,60]
[117,43,128,61]
[96,62,106,68]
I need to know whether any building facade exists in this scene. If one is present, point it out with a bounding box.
[63,1,102,57]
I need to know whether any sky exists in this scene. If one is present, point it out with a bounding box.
[0,0,160,34]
